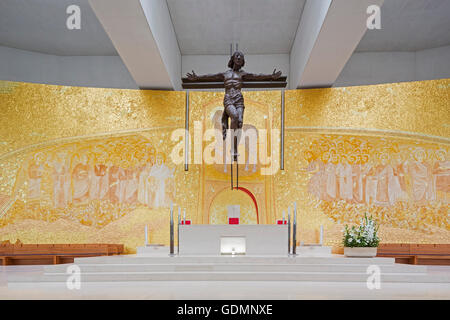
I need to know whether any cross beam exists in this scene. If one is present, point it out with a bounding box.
[181,77,287,89]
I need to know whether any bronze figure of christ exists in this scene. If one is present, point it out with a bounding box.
[186,51,282,161]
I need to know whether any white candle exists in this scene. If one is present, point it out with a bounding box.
[145,225,148,246]
[178,206,181,223]
[320,225,324,245]
[183,209,186,223]
[282,210,285,223]
[293,202,297,223]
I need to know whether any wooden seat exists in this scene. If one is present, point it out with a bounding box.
[0,243,124,265]
[377,243,450,265]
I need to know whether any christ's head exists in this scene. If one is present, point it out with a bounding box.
[228,51,245,70]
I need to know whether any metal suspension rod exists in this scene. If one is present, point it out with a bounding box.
[280,89,285,170]
[236,160,239,189]
[230,158,233,190]
[185,91,189,171]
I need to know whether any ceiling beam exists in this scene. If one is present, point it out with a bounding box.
[89,0,181,90]
[290,0,384,89]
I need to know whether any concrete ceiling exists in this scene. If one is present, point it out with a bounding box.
[0,0,117,56]
[356,0,450,52]
[1,0,449,57]
[166,0,306,55]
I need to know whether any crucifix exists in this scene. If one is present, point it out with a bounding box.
[182,51,286,189]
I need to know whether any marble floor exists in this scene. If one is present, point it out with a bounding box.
[2,265,450,300]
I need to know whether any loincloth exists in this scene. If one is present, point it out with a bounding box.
[224,92,244,109]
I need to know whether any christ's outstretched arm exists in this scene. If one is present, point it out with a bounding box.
[185,71,224,82]
[242,69,282,81]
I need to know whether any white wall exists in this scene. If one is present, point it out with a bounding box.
[415,45,450,81]
[334,45,450,87]
[0,45,137,89]
[2,44,448,90]
[182,54,290,90]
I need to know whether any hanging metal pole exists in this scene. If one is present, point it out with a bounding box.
[236,160,239,189]
[280,89,285,170]
[292,202,297,255]
[185,91,189,171]
[230,158,233,190]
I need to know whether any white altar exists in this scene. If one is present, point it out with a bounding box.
[178,225,288,256]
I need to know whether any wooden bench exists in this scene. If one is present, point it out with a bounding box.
[377,243,450,265]
[0,243,124,265]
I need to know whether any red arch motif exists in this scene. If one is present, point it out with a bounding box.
[237,187,259,224]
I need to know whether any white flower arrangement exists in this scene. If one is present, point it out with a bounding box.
[343,214,380,248]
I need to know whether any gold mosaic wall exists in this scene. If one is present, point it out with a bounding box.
[0,81,187,253]
[281,79,450,247]
[284,79,449,137]
[0,79,448,253]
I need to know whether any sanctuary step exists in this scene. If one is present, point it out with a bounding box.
[137,245,169,256]
[7,254,450,285]
[42,262,426,274]
[296,245,331,256]
[73,255,397,265]
[11,271,450,283]
[136,245,332,257]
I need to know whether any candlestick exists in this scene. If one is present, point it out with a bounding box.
[169,202,174,256]
[177,206,180,254]
[293,202,297,255]
[287,206,291,255]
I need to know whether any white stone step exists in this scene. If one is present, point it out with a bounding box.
[295,246,332,255]
[136,246,334,256]
[73,255,396,265]
[137,245,169,256]
[8,271,450,283]
[42,263,427,274]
